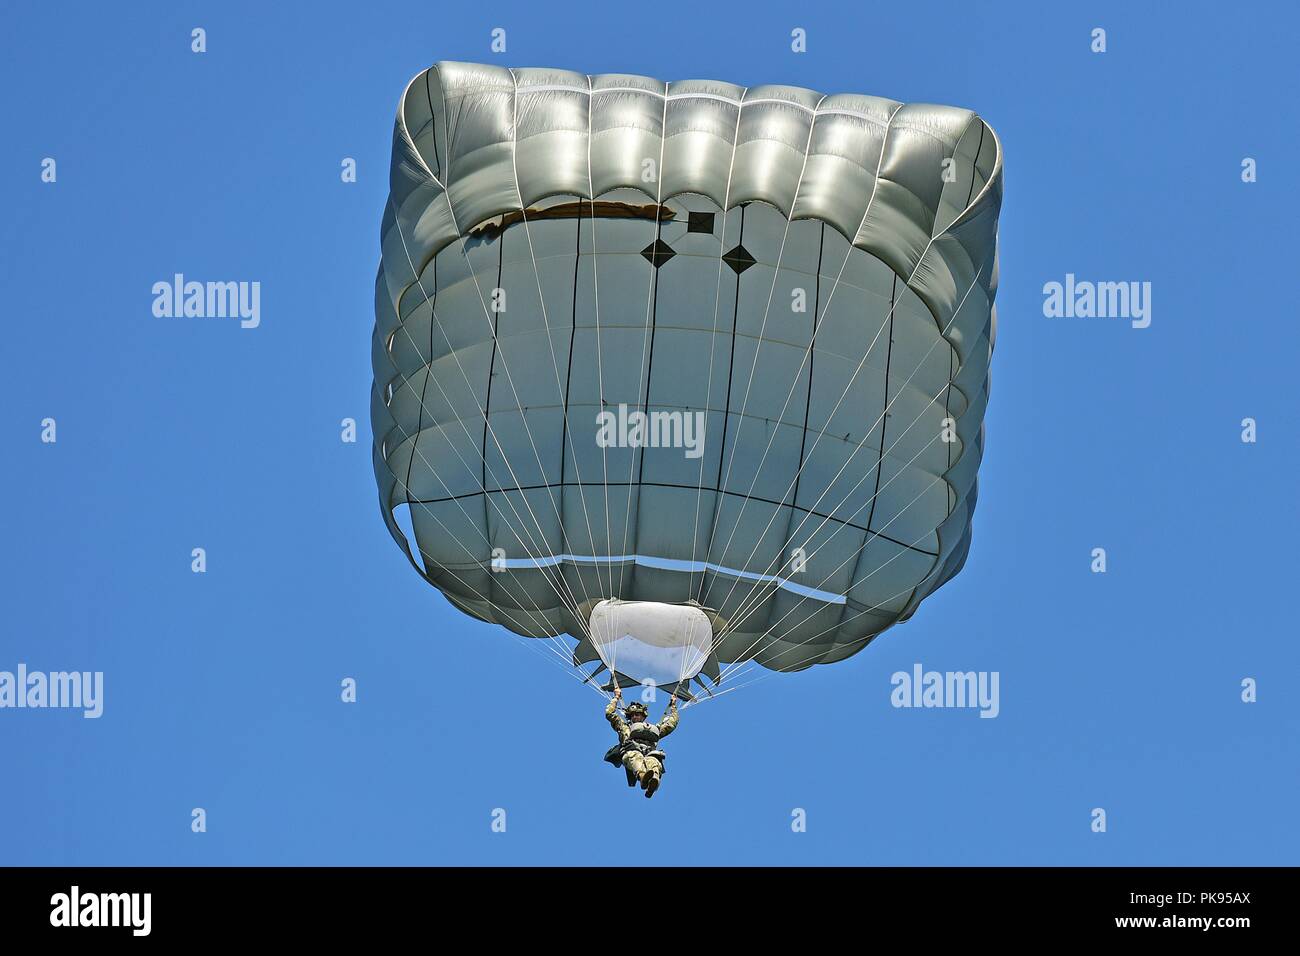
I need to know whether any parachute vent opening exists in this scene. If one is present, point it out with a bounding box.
[588,600,713,690]
[466,201,673,242]
[391,504,429,575]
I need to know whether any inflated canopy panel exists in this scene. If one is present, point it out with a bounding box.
[372,62,1001,681]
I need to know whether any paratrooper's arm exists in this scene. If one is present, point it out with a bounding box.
[605,697,629,738]
[657,698,679,738]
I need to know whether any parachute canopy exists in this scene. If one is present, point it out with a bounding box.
[372,62,1002,694]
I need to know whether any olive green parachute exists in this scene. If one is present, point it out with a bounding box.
[371,62,1001,695]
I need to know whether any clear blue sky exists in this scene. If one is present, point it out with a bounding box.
[2,0,1296,866]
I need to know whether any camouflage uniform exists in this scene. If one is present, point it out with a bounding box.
[603,698,678,796]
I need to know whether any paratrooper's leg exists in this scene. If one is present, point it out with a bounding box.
[622,751,646,788]
[642,756,662,798]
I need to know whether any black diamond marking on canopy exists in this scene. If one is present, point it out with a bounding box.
[640,239,676,268]
[687,211,715,235]
[723,244,756,274]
